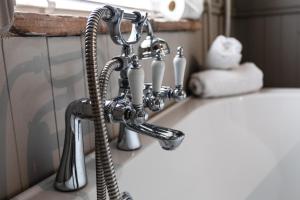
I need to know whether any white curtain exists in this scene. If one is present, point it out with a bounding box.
[0,0,15,33]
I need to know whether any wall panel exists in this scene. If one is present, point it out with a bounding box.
[0,40,22,200]
[264,16,281,87]
[280,15,299,87]
[233,0,300,87]
[47,37,91,155]
[3,37,59,188]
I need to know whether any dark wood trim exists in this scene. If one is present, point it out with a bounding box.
[233,0,300,18]
[234,6,300,18]
[10,12,202,37]
[234,0,300,12]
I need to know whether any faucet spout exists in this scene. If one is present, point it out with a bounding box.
[126,123,185,150]
[54,98,93,191]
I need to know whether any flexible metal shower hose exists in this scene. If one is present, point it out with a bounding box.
[85,7,122,200]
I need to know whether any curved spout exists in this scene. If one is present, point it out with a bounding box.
[126,123,185,150]
[54,99,93,191]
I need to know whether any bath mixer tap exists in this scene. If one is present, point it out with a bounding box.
[117,46,187,151]
[54,5,187,200]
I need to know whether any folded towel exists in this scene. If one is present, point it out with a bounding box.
[189,62,263,98]
[206,35,242,70]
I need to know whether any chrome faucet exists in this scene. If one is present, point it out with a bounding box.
[54,5,187,199]
[117,45,187,151]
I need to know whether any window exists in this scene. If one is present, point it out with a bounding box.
[16,0,157,16]
[86,0,153,11]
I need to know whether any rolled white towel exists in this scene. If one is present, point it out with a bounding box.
[206,35,242,70]
[189,62,263,98]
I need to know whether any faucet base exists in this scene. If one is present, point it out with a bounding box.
[121,191,134,200]
[54,99,91,192]
[117,124,142,151]
[54,179,87,192]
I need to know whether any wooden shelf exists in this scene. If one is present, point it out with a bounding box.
[10,12,202,37]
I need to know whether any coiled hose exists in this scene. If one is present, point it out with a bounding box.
[85,7,122,200]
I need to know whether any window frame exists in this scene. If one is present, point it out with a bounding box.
[15,0,156,16]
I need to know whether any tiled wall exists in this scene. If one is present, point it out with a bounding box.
[0,32,203,199]
[0,4,225,199]
[232,0,300,87]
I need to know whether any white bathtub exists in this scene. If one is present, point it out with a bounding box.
[13,89,300,200]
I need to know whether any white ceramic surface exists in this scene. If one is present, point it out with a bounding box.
[12,89,300,200]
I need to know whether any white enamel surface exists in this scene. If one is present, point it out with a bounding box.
[117,89,300,200]
[151,59,165,93]
[128,66,144,106]
[173,56,186,86]
[13,89,300,200]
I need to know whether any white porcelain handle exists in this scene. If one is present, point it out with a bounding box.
[128,66,145,106]
[173,56,186,87]
[152,60,165,94]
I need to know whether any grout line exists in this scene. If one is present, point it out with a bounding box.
[1,38,24,190]
[279,15,283,87]
[297,16,300,86]
[45,37,61,159]
[263,16,266,77]
[263,16,269,85]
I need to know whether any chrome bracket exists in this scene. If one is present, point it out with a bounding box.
[105,6,148,46]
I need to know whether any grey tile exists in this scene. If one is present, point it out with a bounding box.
[218,15,224,35]
[0,39,22,199]
[281,15,298,87]
[247,17,266,71]
[297,16,300,87]
[233,10,300,88]
[234,0,300,13]
[47,37,91,155]
[3,37,59,188]
[264,16,281,87]
[202,12,210,55]
[232,18,250,63]
[211,14,220,40]
[111,124,120,141]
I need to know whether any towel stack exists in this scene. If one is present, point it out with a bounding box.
[189,35,263,98]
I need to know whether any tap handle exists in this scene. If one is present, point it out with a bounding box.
[152,56,165,94]
[173,46,186,88]
[128,58,144,107]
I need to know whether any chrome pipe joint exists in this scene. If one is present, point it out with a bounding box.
[144,84,186,112]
